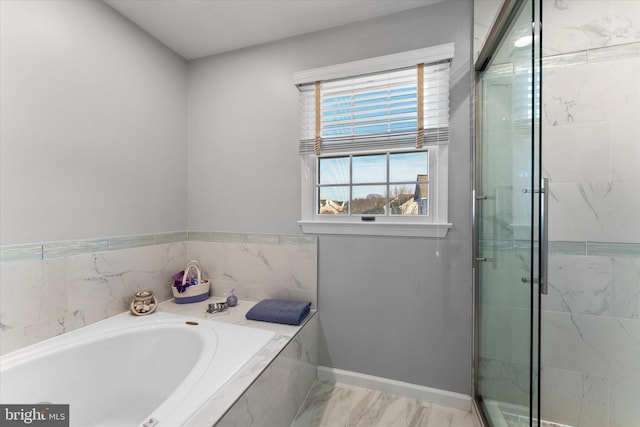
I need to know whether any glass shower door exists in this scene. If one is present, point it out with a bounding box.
[474,0,543,425]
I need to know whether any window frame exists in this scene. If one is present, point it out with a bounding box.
[295,44,454,238]
[299,145,450,238]
[317,150,429,217]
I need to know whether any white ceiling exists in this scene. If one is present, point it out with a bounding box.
[103,0,446,60]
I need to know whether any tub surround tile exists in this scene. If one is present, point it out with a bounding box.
[243,234,280,245]
[65,252,130,325]
[0,244,43,263]
[186,231,307,245]
[0,311,85,355]
[2,231,190,264]
[279,235,317,246]
[0,326,25,355]
[188,334,291,427]
[157,297,317,427]
[42,258,71,316]
[187,237,318,309]
[0,259,73,354]
[153,231,188,245]
[0,260,46,329]
[107,234,155,250]
[22,311,86,349]
[43,239,110,259]
[188,231,244,243]
[64,243,185,325]
[1,231,316,355]
[0,242,188,355]
[214,314,317,427]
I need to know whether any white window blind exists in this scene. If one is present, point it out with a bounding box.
[298,60,451,155]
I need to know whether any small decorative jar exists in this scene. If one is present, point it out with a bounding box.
[130,290,158,316]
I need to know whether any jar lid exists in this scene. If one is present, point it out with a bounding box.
[135,290,153,300]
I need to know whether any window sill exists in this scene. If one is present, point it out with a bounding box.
[298,220,452,238]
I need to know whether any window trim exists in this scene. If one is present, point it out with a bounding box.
[297,220,452,238]
[296,44,454,238]
[293,43,455,85]
[299,144,451,238]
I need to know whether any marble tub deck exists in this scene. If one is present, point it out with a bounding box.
[291,380,474,427]
[158,297,316,426]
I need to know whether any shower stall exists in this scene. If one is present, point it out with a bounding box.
[474,0,640,426]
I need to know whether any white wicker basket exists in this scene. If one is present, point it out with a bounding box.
[172,260,210,304]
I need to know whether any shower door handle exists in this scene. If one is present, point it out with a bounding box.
[540,178,549,295]
[523,179,550,295]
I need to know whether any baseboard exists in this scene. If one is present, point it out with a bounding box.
[317,366,472,412]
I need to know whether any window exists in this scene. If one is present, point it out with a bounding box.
[295,44,454,237]
[318,152,428,216]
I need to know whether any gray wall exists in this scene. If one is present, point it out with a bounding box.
[188,0,474,394]
[0,0,188,246]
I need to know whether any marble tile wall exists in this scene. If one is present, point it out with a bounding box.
[473,0,505,64]
[186,232,318,309]
[215,313,318,427]
[0,232,317,355]
[540,1,640,426]
[542,0,640,57]
[541,252,640,427]
[0,232,187,355]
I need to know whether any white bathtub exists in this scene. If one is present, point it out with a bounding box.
[0,311,275,427]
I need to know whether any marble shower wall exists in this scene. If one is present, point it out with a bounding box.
[473,0,505,64]
[541,1,640,426]
[0,232,317,355]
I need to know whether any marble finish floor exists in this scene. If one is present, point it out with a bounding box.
[290,380,474,427]
[502,412,568,427]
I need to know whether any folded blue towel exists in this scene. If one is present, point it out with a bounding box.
[245,299,311,326]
